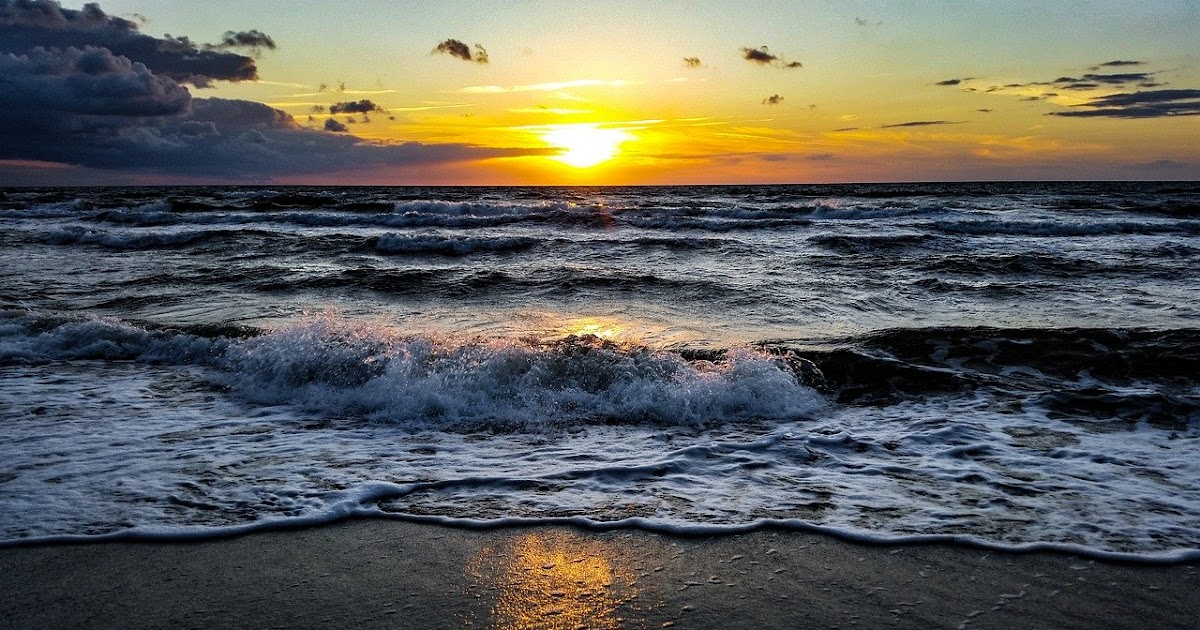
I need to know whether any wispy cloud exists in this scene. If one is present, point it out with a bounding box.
[684,56,702,68]
[1091,60,1145,69]
[290,89,398,97]
[1049,89,1200,118]
[388,103,473,112]
[459,79,634,94]
[508,107,593,115]
[952,61,1164,97]
[881,120,961,128]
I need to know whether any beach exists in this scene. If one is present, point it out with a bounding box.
[3,519,1196,629]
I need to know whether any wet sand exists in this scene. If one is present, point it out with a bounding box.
[2,519,1197,629]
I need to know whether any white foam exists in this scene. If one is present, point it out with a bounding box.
[2,326,1198,561]
[219,315,823,428]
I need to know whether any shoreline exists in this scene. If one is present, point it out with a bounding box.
[2,518,1196,629]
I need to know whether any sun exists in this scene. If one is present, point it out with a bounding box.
[542,124,633,168]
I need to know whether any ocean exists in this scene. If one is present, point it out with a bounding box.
[1,182,1198,561]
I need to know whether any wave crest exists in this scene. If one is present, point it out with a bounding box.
[222,316,822,429]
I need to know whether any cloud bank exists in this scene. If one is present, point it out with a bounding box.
[1050,89,1200,118]
[0,0,261,86]
[0,1,542,180]
[940,59,1199,120]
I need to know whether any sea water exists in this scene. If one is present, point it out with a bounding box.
[1,183,1198,561]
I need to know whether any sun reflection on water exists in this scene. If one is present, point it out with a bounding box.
[467,531,638,630]
[562,317,625,342]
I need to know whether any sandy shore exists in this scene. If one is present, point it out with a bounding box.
[2,519,1196,629]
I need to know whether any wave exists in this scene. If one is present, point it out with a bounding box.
[786,327,1200,419]
[10,186,1199,239]
[3,310,1199,557]
[223,317,823,429]
[0,313,223,365]
[807,232,932,253]
[9,494,1198,564]
[6,310,1196,428]
[929,218,1199,237]
[247,265,737,300]
[0,311,822,429]
[44,225,245,250]
[916,252,1164,278]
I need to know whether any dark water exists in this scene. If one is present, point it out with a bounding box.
[2,182,1198,560]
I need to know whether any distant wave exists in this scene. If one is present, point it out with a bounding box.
[44,226,241,250]
[373,233,537,255]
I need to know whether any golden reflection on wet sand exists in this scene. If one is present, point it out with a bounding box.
[467,530,639,629]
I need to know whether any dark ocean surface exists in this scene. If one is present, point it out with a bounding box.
[2,182,1199,560]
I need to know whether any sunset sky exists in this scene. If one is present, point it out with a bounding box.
[1,0,1198,185]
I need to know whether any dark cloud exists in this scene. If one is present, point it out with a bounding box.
[433,38,470,60]
[741,45,802,69]
[683,56,701,68]
[0,45,191,118]
[0,0,264,86]
[1049,89,1200,118]
[979,65,1165,98]
[978,108,993,113]
[216,29,276,55]
[329,99,385,114]
[936,78,962,86]
[742,46,777,64]
[955,59,1200,120]
[0,3,548,180]
[1052,73,1157,89]
[854,17,881,26]
[433,38,488,63]
[880,120,958,128]
[762,94,784,105]
[0,85,548,177]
